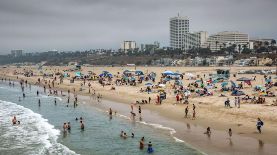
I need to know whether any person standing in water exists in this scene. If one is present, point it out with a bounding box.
[138,106,142,118]
[109,108,113,116]
[67,122,71,131]
[36,90,39,96]
[12,116,17,125]
[147,141,153,153]
[80,121,85,130]
[54,98,57,105]
[38,99,41,107]
[139,137,145,150]
[63,123,67,132]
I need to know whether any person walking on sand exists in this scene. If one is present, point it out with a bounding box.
[256,118,264,134]
[192,109,196,120]
[237,97,241,108]
[131,104,134,112]
[235,97,238,107]
[185,106,189,118]
[228,128,232,138]
[148,97,151,104]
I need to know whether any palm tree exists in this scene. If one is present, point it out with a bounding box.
[215,41,219,51]
[232,44,237,54]
[238,44,241,53]
[271,39,276,47]
[223,43,226,49]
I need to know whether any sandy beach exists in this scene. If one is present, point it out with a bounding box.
[1,65,277,154]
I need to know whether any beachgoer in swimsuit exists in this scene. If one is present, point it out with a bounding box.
[80,121,85,130]
[12,116,17,125]
[139,137,145,149]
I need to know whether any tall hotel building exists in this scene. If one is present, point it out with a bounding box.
[170,15,189,49]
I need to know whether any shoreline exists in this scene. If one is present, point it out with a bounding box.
[1,66,277,155]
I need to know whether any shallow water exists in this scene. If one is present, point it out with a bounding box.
[0,81,201,155]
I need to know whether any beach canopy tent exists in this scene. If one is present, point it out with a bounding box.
[145,83,153,86]
[216,69,230,78]
[75,65,81,70]
[231,90,245,96]
[158,84,166,87]
[236,77,252,81]
[163,70,174,75]
[186,73,196,79]
[265,79,272,83]
[163,77,171,83]
[99,72,113,78]
[255,85,266,91]
[221,82,229,87]
[135,70,144,76]
[149,72,157,78]
[75,72,82,77]
[174,80,183,86]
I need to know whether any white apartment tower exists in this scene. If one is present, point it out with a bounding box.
[121,41,136,52]
[170,15,189,49]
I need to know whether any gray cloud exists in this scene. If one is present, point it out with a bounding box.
[0,0,276,53]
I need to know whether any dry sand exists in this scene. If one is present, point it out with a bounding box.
[1,65,277,154]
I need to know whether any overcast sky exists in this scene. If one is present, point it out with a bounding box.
[0,0,276,53]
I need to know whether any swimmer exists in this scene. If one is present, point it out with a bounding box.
[123,132,127,139]
[120,130,124,137]
[131,133,134,138]
[75,117,78,121]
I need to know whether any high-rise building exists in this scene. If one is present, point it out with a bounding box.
[121,41,136,52]
[183,31,208,50]
[170,15,189,49]
[203,31,249,52]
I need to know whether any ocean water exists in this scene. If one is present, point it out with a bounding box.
[0,81,201,155]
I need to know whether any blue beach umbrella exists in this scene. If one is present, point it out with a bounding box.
[145,83,153,86]
[163,70,174,75]
[221,82,228,87]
